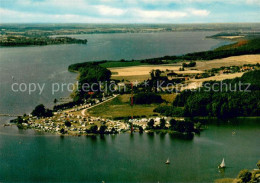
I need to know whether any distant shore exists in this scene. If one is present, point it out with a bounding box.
[6,31,260,136]
[0,36,87,47]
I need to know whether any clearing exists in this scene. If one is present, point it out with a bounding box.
[86,94,176,119]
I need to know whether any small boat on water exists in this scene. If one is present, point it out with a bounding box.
[218,158,225,169]
[165,158,170,164]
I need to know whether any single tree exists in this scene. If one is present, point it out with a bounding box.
[159,118,166,129]
[169,119,177,130]
[111,127,116,134]
[31,104,52,117]
[147,119,154,129]
[17,116,23,124]
[31,104,46,117]
[99,125,107,134]
[60,128,65,134]
[89,125,98,133]
[139,126,144,133]
[64,121,71,127]
[154,69,161,78]
[150,70,155,80]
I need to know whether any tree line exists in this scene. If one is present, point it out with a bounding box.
[0,36,87,46]
[69,62,112,103]
[173,70,260,118]
[140,38,260,64]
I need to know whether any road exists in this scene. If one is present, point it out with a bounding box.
[81,95,119,116]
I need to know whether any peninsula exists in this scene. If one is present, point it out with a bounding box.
[7,31,260,136]
[0,35,87,46]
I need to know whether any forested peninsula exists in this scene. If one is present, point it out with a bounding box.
[0,36,87,46]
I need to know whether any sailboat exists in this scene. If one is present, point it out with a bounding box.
[218,158,225,168]
[165,158,170,164]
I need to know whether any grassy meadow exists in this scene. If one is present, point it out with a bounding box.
[87,94,176,119]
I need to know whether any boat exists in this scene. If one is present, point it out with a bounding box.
[218,158,225,168]
[165,158,170,164]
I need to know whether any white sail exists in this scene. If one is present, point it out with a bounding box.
[220,158,225,168]
[166,158,170,164]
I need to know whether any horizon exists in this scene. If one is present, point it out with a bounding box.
[1,0,260,24]
[1,22,260,25]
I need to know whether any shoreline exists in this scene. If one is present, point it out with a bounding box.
[6,33,260,136]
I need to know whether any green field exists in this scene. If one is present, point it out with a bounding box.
[87,94,175,119]
[87,95,157,119]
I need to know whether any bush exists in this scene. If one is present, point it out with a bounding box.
[65,121,71,127]
[139,126,144,133]
[159,118,166,129]
[31,104,53,117]
[133,92,163,104]
[17,116,24,124]
[257,160,260,169]
[183,61,196,67]
[60,128,65,134]
[154,106,184,117]
[172,121,194,133]
[238,169,252,183]
[147,119,155,129]
[251,170,260,183]
[169,119,177,129]
[87,125,98,133]
[99,125,107,134]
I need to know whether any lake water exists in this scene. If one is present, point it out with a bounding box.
[1,31,258,183]
[0,118,259,182]
[0,31,230,115]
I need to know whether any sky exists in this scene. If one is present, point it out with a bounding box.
[0,0,260,23]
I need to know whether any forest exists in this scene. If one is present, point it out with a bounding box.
[0,36,87,46]
[141,38,260,64]
[68,62,112,102]
[172,70,260,118]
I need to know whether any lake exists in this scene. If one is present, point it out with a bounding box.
[0,31,230,115]
[0,118,259,182]
[1,31,258,183]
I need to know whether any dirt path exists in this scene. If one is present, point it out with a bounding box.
[81,95,119,116]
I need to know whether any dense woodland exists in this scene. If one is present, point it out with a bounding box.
[31,104,53,117]
[171,70,260,118]
[133,92,163,104]
[141,38,260,64]
[0,36,87,46]
[68,62,112,102]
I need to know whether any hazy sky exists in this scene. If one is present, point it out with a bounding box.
[0,0,260,23]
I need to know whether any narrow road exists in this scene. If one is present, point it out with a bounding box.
[81,95,119,116]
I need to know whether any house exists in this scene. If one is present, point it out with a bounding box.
[240,66,254,72]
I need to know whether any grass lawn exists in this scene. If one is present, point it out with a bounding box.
[87,95,157,119]
[214,178,235,183]
[161,93,177,103]
[87,94,176,119]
